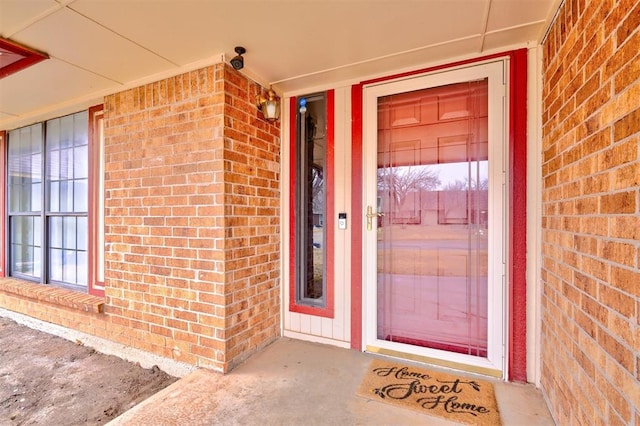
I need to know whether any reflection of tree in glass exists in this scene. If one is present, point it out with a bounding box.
[310,166,324,299]
[311,166,324,213]
[377,166,440,211]
[442,176,489,225]
[443,176,489,191]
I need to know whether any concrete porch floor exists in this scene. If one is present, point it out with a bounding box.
[108,338,554,425]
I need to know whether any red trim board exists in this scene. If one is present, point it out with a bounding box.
[88,105,105,297]
[0,131,6,278]
[0,37,48,79]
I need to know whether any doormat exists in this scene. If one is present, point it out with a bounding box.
[357,359,501,425]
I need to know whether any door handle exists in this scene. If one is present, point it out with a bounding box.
[366,205,385,230]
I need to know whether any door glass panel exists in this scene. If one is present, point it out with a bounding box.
[376,80,489,357]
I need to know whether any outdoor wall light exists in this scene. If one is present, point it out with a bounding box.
[256,89,281,122]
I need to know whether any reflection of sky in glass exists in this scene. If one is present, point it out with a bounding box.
[431,161,488,190]
[391,161,489,190]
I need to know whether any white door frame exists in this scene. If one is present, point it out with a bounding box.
[361,60,508,377]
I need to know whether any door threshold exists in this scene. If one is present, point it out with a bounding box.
[365,345,503,379]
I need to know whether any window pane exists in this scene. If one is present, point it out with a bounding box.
[10,216,41,279]
[9,191,18,212]
[46,112,88,214]
[19,128,31,155]
[8,136,19,156]
[47,148,59,181]
[77,216,88,251]
[11,244,30,274]
[60,148,72,180]
[47,215,87,286]
[20,184,31,211]
[30,125,40,153]
[60,115,73,148]
[74,179,88,212]
[34,216,41,247]
[33,244,42,278]
[63,250,77,283]
[49,181,60,212]
[24,216,34,245]
[296,93,327,306]
[59,181,72,212]
[31,153,41,182]
[31,183,41,211]
[77,251,88,286]
[50,248,63,282]
[8,124,43,280]
[63,216,76,250]
[11,216,22,243]
[50,216,63,248]
[74,145,88,179]
[74,111,88,147]
[47,118,60,150]
[8,124,42,214]
[11,243,23,272]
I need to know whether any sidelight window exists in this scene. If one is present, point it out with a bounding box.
[290,91,335,317]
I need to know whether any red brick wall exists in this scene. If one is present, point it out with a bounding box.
[541,0,640,424]
[220,69,281,368]
[104,63,280,372]
[0,62,280,373]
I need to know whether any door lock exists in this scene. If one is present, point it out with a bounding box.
[366,205,384,230]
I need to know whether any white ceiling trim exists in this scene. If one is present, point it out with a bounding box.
[478,0,493,52]
[488,19,548,36]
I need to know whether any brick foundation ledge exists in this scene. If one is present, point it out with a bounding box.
[0,278,104,314]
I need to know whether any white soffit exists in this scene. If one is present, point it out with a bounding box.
[274,36,484,94]
[12,7,176,84]
[0,58,114,116]
[0,0,54,36]
[68,0,229,66]
[486,0,551,31]
[0,0,559,129]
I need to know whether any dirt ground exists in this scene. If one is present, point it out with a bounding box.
[0,317,178,425]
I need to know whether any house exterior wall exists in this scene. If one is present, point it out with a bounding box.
[541,0,640,424]
[0,62,280,373]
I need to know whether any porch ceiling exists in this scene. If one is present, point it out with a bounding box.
[0,0,559,130]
